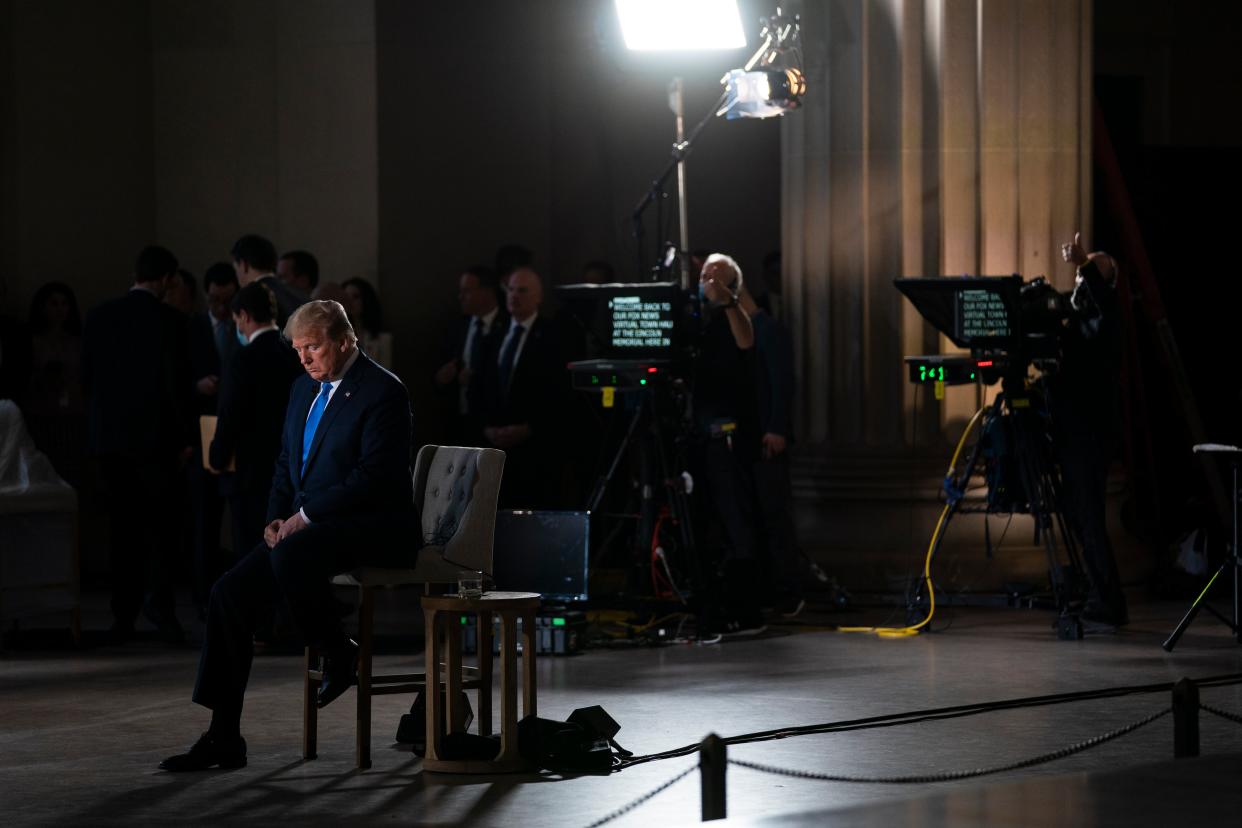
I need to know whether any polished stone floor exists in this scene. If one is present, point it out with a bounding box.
[3,593,1242,827]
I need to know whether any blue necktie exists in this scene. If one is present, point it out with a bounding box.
[301,381,333,475]
[497,324,524,397]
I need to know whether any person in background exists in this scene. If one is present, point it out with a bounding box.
[694,253,765,638]
[1054,232,1128,630]
[277,250,319,296]
[730,259,803,618]
[230,234,307,328]
[435,265,507,446]
[25,281,85,484]
[166,268,220,620]
[311,281,349,304]
[482,267,565,508]
[580,260,615,284]
[164,268,199,316]
[81,245,195,643]
[494,243,534,291]
[209,282,302,558]
[342,277,392,369]
[203,263,241,370]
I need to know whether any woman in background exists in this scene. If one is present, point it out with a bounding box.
[342,277,393,369]
[26,281,85,484]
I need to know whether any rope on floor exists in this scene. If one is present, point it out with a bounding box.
[615,671,1242,771]
[582,764,696,828]
[1201,703,1242,727]
[726,706,1170,785]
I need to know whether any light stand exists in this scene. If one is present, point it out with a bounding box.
[628,10,802,287]
[1162,445,1242,652]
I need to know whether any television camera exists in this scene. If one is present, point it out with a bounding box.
[896,274,1090,639]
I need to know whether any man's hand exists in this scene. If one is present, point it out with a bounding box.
[1061,232,1088,267]
[196,375,219,397]
[435,360,459,386]
[761,432,787,459]
[264,519,283,548]
[277,511,308,543]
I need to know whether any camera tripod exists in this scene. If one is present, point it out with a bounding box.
[909,376,1091,639]
[1162,446,1242,651]
[586,385,701,602]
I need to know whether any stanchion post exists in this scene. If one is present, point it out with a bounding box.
[700,733,727,821]
[1173,677,1200,758]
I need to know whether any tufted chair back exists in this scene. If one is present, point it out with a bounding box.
[412,445,505,575]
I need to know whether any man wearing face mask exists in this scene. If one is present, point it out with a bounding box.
[209,282,303,557]
[1050,232,1128,630]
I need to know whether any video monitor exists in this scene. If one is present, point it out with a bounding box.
[555,282,682,360]
[491,510,590,604]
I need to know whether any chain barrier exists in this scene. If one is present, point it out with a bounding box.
[727,706,1170,785]
[582,764,696,828]
[1201,703,1242,727]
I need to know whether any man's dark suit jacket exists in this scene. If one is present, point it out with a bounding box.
[439,309,509,422]
[81,288,194,457]
[484,315,564,434]
[187,311,222,417]
[483,316,566,507]
[210,329,302,495]
[268,351,413,530]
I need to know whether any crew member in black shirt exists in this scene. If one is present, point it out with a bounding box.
[1051,232,1127,628]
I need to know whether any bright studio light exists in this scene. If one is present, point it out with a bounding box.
[616,0,747,51]
[721,66,806,119]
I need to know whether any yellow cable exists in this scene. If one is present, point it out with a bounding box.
[837,406,986,638]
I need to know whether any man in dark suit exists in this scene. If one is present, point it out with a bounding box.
[230,234,308,328]
[208,282,302,563]
[81,245,195,641]
[277,249,319,296]
[483,266,566,508]
[203,263,241,370]
[434,265,508,446]
[167,268,229,620]
[161,299,414,771]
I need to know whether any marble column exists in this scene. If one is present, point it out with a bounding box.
[782,0,1093,446]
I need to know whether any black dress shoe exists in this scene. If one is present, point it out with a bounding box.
[317,638,359,709]
[159,732,247,772]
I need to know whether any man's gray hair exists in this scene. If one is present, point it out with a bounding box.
[284,299,358,344]
[703,252,743,287]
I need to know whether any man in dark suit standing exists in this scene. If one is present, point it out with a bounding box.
[434,265,507,446]
[208,282,302,564]
[203,263,241,370]
[81,245,194,641]
[168,268,228,621]
[161,299,414,771]
[483,266,565,508]
[230,234,308,328]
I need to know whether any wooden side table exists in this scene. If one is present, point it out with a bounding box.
[421,591,540,773]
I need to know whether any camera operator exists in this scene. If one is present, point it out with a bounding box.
[1051,232,1128,629]
[694,254,767,636]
